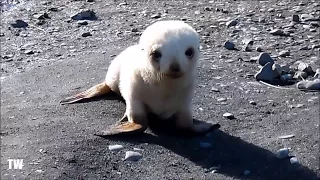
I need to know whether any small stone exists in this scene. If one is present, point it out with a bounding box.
[258,52,274,66]
[200,142,212,148]
[280,74,293,82]
[293,71,308,80]
[77,20,88,26]
[310,21,320,27]
[108,144,124,152]
[24,50,34,55]
[249,101,257,105]
[267,8,275,12]
[118,2,128,6]
[297,80,320,91]
[10,20,28,28]
[278,50,290,57]
[33,12,50,20]
[270,29,286,36]
[224,40,235,50]
[242,38,253,51]
[276,148,289,159]
[217,97,227,102]
[255,62,278,82]
[151,13,161,19]
[131,28,138,32]
[244,170,250,176]
[290,157,299,164]
[298,62,314,75]
[301,14,316,21]
[256,46,263,52]
[223,112,234,119]
[124,151,142,161]
[292,14,300,22]
[82,32,92,37]
[226,20,238,28]
[303,25,311,29]
[35,170,44,173]
[211,87,220,92]
[278,134,295,139]
[311,44,320,49]
[71,10,97,21]
[299,46,310,50]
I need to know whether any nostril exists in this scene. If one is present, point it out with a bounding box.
[169,63,180,72]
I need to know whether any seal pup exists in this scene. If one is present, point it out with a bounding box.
[61,20,219,136]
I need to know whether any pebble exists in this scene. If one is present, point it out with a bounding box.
[292,14,300,22]
[35,170,44,173]
[299,46,309,50]
[300,14,316,21]
[280,74,293,82]
[270,29,286,36]
[217,97,227,102]
[82,32,92,37]
[211,87,220,92]
[290,157,299,164]
[226,20,238,28]
[276,148,289,159]
[77,20,88,26]
[258,52,274,66]
[224,40,235,50]
[242,38,253,51]
[10,20,28,28]
[278,134,295,139]
[303,25,311,29]
[256,46,263,52]
[33,12,50,20]
[108,144,124,152]
[255,62,278,82]
[278,50,290,57]
[124,151,142,161]
[249,101,257,105]
[151,13,161,19]
[298,62,314,75]
[71,10,97,20]
[200,142,212,148]
[297,80,320,91]
[223,112,234,119]
[310,21,320,27]
[24,50,34,55]
[311,44,320,49]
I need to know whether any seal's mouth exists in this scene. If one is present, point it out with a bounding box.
[164,72,184,79]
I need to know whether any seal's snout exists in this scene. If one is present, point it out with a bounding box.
[169,63,181,73]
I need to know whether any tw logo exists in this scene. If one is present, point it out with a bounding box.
[8,159,23,170]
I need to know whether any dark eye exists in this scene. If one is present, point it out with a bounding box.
[151,50,162,62]
[185,48,194,58]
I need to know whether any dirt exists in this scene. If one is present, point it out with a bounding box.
[1,0,319,180]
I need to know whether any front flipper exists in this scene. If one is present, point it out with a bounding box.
[96,100,148,137]
[60,82,112,105]
[95,120,147,136]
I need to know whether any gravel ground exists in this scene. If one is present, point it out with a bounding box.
[1,0,319,179]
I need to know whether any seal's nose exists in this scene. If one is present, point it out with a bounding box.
[169,63,180,72]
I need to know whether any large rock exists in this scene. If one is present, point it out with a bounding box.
[258,52,274,66]
[71,10,97,20]
[255,62,277,82]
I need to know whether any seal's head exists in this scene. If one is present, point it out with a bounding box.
[139,20,200,79]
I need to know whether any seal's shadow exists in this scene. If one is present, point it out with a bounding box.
[63,94,318,179]
[102,118,319,180]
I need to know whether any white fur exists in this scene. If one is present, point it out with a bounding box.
[105,20,200,122]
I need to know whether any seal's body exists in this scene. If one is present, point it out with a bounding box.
[61,20,217,136]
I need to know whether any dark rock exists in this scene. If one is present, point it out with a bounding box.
[71,10,97,21]
[82,32,92,37]
[258,52,274,66]
[10,20,28,28]
[224,40,235,50]
[255,62,278,82]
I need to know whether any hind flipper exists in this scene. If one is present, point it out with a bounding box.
[60,82,112,105]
